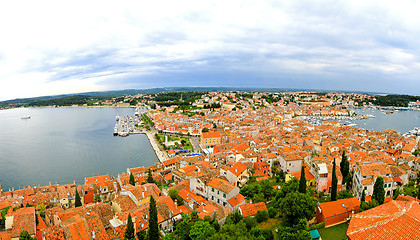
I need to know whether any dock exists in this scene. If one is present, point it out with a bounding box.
[114,115,144,137]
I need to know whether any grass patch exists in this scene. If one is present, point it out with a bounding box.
[318,223,348,240]
[258,218,282,230]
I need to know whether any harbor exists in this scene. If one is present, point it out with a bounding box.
[113,106,148,137]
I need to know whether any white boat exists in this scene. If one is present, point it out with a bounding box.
[21,116,31,119]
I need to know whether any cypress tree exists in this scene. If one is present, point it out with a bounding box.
[361,189,366,202]
[124,213,135,240]
[340,151,346,174]
[147,169,154,183]
[340,151,350,185]
[75,188,82,207]
[331,159,338,201]
[372,176,385,205]
[298,165,306,193]
[129,172,135,186]
[148,196,159,240]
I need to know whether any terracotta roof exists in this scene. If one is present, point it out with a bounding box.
[202,131,222,139]
[11,207,36,238]
[228,162,248,176]
[178,188,206,204]
[239,202,267,218]
[347,200,420,240]
[85,174,110,185]
[0,230,11,240]
[227,194,246,207]
[207,178,236,194]
[318,197,360,219]
[290,167,315,181]
[113,195,137,212]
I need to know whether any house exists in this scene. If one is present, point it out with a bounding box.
[207,178,240,209]
[347,200,420,239]
[178,188,206,210]
[7,207,36,240]
[352,162,395,200]
[196,201,232,225]
[201,131,222,148]
[223,162,249,187]
[316,197,360,227]
[238,202,268,218]
[286,166,316,188]
[253,161,270,176]
[227,193,246,211]
[279,152,303,173]
[111,195,137,213]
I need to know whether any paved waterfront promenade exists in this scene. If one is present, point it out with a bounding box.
[145,130,168,163]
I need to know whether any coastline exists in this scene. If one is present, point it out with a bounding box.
[144,130,168,163]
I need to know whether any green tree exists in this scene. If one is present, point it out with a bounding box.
[243,217,258,230]
[202,127,209,132]
[124,213,135,240]
[226,211,243,225]
[255,210,269,223]
[19,230,34,240]
[94,195,101,203]
[361,189,366,202]
[372,176,385,205]
[276,218,311,240]
[189,221,216,240]
[168,189,183,206]
[75,188,82,207]
[278,192,316,225]
[360,199,379,212]
[331,159,338,201]
[298,166,306,193]
[340,151,350,186]
[147,169,154,183]
[337,190,353,199]
[129,172,135,186]
[148,196,159,240]
[36,204,46,218]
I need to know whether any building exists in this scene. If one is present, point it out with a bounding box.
[207,178,240,208]
[347,200,420,239]
[201,131,222,148]
[238,202,268,218]
[279,152,303,173]
[352,162,396,199]
[316,197,360,227]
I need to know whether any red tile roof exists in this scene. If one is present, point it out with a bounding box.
[227,194,246,207]
[239,202,267,218]
[347,200,420,240]
[318,197,360,219]
[229,162,248,176]
[202,131,222,139]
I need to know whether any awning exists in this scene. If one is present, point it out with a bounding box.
[392,177,403,183]
[309,229,320,239]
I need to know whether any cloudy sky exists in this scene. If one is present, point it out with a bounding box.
[1,0,420,100]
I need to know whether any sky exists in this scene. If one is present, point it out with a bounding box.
[1,0,420,101]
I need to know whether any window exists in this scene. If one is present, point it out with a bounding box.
[364,186,367,190]
[223,193,226,198]
[217,199,220,203]
[218,190,220,195]
[212,188,214,192]
[212,196,214,200]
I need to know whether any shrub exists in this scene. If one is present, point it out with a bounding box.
[308,222,325,231]
[255,210,269,223]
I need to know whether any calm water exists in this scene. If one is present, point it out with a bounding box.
[352,108,420,134]
[0,107,158,191]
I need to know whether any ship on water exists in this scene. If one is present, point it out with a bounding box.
[21,116,31,119]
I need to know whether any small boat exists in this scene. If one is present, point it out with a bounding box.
[21,116,31,119]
